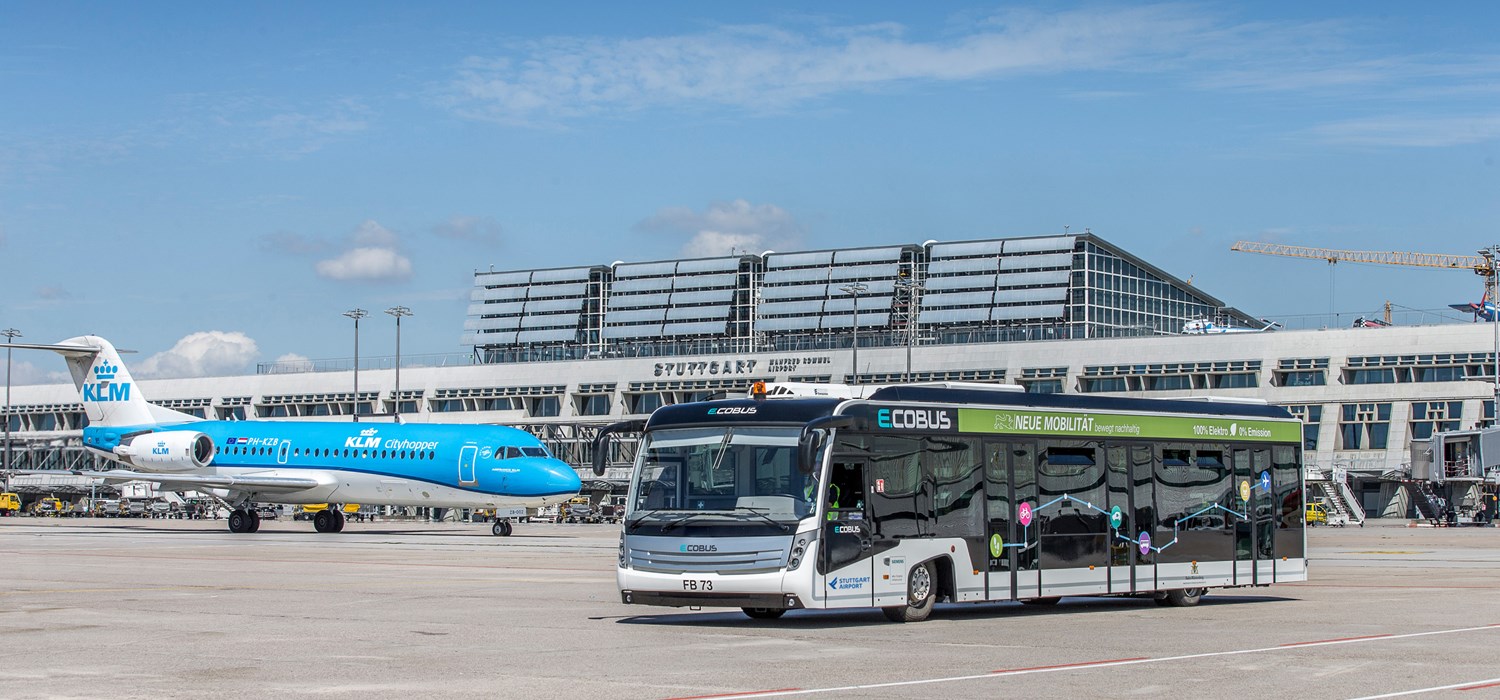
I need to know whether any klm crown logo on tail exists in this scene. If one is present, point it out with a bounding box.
[83,362,131,402]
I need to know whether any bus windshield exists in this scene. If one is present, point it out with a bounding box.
[629,426,814,524]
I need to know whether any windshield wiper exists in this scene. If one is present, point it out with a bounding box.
[735,506,790,532]
[626,509,675,532]
[660,512,712,532]
[732,506,792,533]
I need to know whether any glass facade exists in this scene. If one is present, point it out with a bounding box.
[465,234,1251,363]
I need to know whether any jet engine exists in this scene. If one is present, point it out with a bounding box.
[118,431,216,472]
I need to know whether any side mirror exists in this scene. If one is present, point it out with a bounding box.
[798,429,825,475]
[591,419,647,476]
[797,415,860,474]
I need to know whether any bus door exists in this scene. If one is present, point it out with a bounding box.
[984,441,1013,600]
[1011,443,1041,600]
[1106,445,1133,594]
[822,457,874,608]
[1252,448,1275,584]
[1232,447,1262,585]
[1130,445,1156,592]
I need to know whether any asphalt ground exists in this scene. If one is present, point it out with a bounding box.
[2,517,1499,699]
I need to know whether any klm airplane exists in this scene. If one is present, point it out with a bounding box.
[13,336,582,536]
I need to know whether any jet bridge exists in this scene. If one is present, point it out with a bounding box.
[1409,427,1500,525]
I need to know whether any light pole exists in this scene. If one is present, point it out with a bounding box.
[385,306,412,416]
[1481,248,1500,425]
[343,309,368,419]
[840,282,868,385]
[894,277,924,383]
[3,328,19,486]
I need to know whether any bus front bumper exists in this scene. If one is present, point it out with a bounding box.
[621,589,805,609]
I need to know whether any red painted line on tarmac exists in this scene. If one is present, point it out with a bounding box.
[1280,634,1393,647]
[664,689,803,700]
[1459,681,1500,691]
[991,657,1148,674]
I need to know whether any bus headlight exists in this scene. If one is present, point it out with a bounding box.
[787,530,818,570]
[618,534,628,568]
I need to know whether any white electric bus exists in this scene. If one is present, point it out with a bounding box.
[592,383,1307,622]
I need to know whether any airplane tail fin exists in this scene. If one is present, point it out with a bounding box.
[10,335,199,428]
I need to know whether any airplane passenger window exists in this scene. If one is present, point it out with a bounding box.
[428,451,435,460]
[361,450,369,458]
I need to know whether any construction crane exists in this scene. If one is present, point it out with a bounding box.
[1229,241,1500,328]
[1229,241,1496,278]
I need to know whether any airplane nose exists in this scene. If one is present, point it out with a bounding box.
[549,462,582,495]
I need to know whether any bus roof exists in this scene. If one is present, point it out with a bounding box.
[645,385,1291,431]
[865,385,1292,420]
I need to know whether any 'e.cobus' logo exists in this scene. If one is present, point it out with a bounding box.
[876,408,953,431]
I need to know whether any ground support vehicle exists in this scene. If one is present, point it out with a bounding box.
[0,492,20,516]
[93,499,122,517]
[563,496,596,523]
[596,384,1308,622]
[1305,502,1327,526]
[31,497,64,517]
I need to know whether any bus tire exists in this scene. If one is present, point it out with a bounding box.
[1163,588,1205,607]
[882,560,936,623]
[742,607,786,620]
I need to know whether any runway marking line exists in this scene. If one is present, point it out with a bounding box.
[991,657,1147,674]
[660,623,1500,699]
[1280,634,1393,647]
[1346,677,1500,699]
[665,689,803,700]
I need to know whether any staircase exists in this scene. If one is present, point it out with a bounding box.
[1314,480,1365,526]
[1409,481,1442,523]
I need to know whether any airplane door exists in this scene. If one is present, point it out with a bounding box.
[458,445,478,484]
[277,440,291,465]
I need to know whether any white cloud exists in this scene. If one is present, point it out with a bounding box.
[433,216,504,245]
[273,352,314,372]
[316,247,413,282]
[315,220,413,283]
[4,359,70,387]
[135,331,260,379]
[637,199,805,257]
[351,219,399,248]
[1308,114,1500,148]
[441,7,1223,123]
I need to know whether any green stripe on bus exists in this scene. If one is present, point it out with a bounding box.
[955,408,1301,443]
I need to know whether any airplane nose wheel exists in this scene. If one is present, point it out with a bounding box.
[492,520,513,536]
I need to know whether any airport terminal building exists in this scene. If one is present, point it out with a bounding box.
[5,232,1497,519]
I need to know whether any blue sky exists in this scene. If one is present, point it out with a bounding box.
[3,2,1500,382]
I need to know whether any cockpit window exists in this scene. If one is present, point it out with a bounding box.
[521,447,548,458]
[503,446,522,459]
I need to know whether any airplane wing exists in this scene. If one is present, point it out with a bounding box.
[74,469,322,493]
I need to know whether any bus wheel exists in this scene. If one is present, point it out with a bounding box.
[1162,588,1205,607]
[882,561,936,623]
[742,607,786,620]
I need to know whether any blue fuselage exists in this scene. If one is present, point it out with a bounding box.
[83,420,582,504]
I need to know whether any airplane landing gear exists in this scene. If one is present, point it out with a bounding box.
[492,520,513,536]
[313,508,346,533]
[228,508,261,534]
